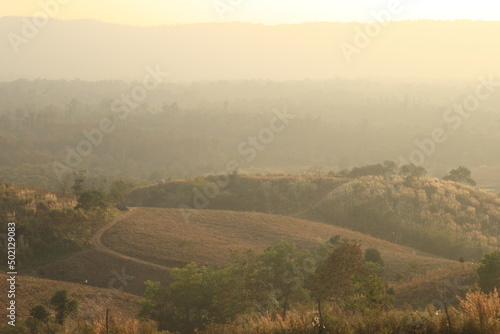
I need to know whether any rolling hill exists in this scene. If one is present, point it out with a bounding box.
[99,207,456,282]
[127,174,500,260]
[1,176,492,312]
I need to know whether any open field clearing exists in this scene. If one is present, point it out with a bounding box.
[101,207,458,281]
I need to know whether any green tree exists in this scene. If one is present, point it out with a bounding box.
[75,190,108,212]
[137,281,170,329]
[348,270,393,311]
[167,264,216,332]
[139,263,250,333]
[71,170,86,195]
[365,248,384,266]
[307,240,365,329]
[227,249,270,315]
[30,305,50,323]
[477,251,500,293]
[383,160,398,178]
[348,163,387,178]
[443,166,476,186]
[50,290,78,324]
[399,163,427,182]
[108,179,128,204]
[258,241,310,318]
[328,235,341,245]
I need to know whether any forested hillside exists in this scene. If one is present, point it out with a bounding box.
[0,181,115,266]
[307,176,500,260]
[1,80,499,191]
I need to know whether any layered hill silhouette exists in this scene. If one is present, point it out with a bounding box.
[0,177,488,311]
[1,18,499,81]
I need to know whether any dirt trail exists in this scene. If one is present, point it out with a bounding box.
[291,181,350,217]
[92,207,170,271]
[94,181,349,269]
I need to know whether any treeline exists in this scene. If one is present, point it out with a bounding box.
[128,174,346,214]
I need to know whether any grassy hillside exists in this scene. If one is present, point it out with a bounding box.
[100,207,455,282]
[0,274,140,320]
[393,263,478,309]
[127,174,500,260]
[34,249,171,296]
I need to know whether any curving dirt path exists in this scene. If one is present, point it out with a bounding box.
[94,182,349,270]
[92,207,170,271]
[290,181,350,217]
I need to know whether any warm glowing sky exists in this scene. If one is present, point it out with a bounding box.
[1,0,499,26]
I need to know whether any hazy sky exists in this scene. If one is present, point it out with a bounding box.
[1,0,499,26]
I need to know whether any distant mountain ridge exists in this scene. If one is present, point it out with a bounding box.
[1,18,499,81]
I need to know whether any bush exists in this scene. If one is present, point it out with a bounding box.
[30,305,50,322]
[50,290,78,324]
[364,248,384,266]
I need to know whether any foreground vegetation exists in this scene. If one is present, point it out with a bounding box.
[204,289,500,334]
[3,290,500,333]
[135,240,500,334]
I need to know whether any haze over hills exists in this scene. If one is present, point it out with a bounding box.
[2,10,500,332]
[1,18,500,81]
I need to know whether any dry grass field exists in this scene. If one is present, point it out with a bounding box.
[393,262,479,308]
[36,249,171,296]
[0,274,140,320]
[100,207,458,281]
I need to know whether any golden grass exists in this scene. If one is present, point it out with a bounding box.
[204,289,500,334]
[101,207,455,278]
[458,289,500,333]
[36,249,171,296]
[0,274,140,320]
[393,262,478,308]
